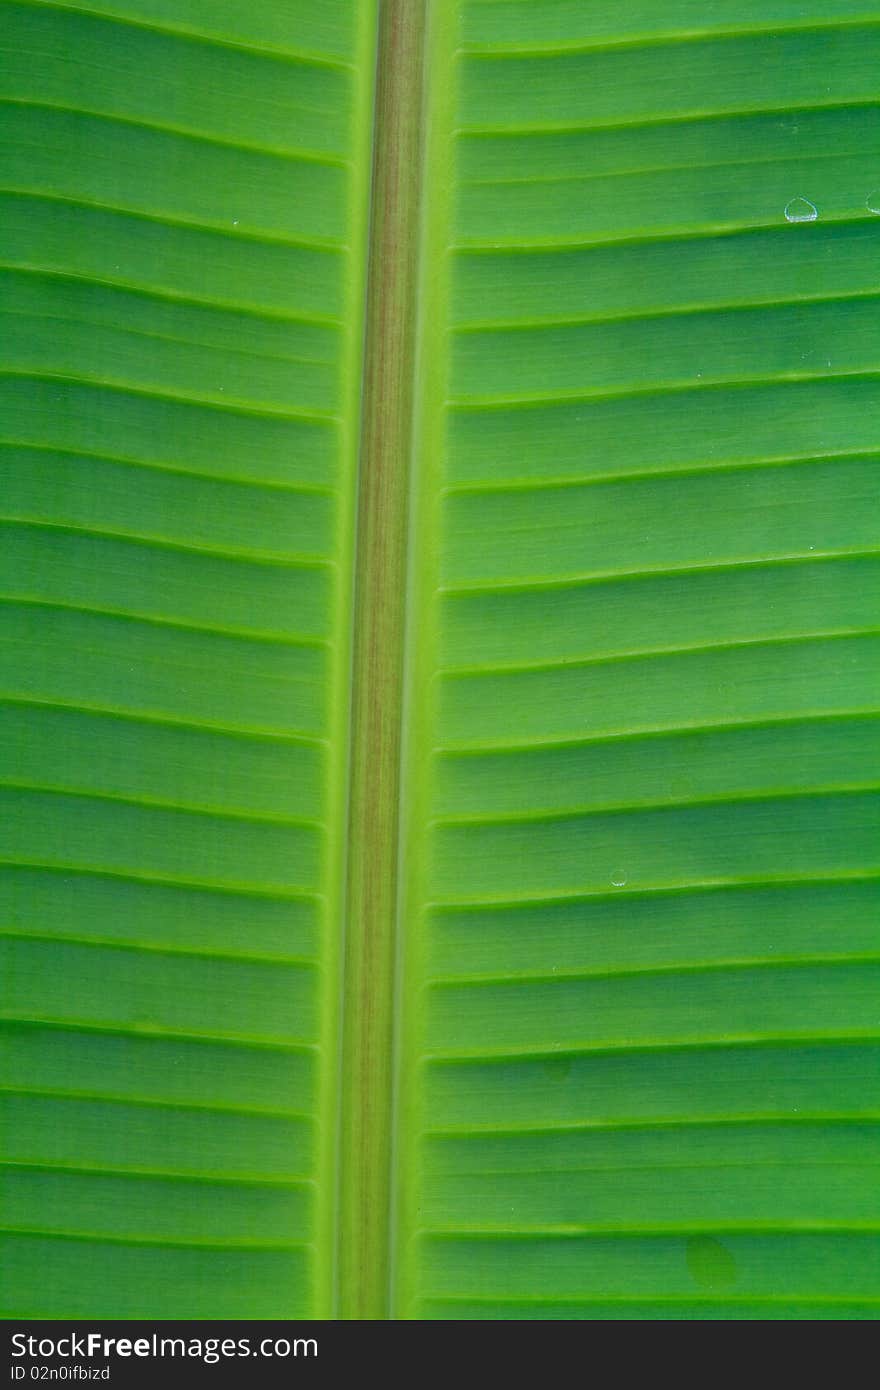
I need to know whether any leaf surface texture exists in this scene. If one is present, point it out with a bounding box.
[1,0,879,1320]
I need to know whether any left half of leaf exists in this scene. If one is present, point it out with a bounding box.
[0,0,376,1318]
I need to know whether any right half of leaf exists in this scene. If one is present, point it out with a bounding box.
[396,0,880,1320]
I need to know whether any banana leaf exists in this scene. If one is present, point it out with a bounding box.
[1,0,878,1320]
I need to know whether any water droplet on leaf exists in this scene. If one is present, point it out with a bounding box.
[611,871,627,887]
[784,197,817,223]
[866,193,880,215]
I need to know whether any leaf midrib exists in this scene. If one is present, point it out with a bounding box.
[334,0,429,1321]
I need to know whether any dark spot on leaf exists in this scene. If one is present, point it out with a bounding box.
[541,1055,573,1082]
[686,1235,738,1290]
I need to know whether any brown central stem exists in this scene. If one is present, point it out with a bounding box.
[336,0,428,1321]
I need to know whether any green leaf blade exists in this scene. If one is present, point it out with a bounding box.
[395,0,880,1318]
[2,0,879,1322]
[0,0,377,1318]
